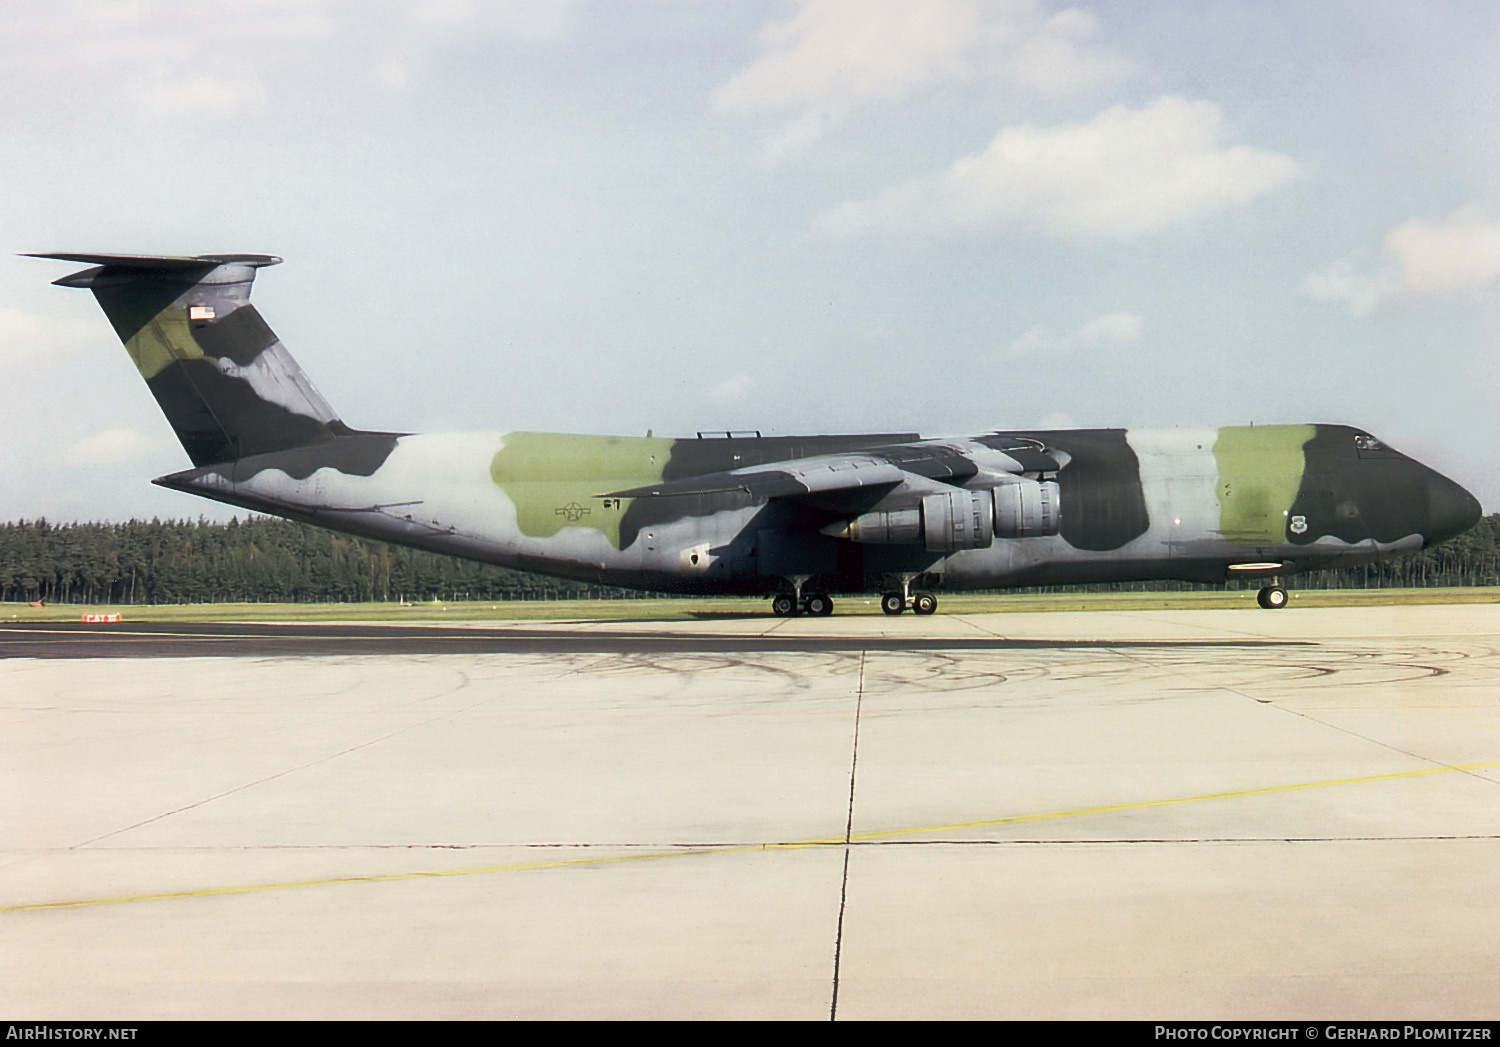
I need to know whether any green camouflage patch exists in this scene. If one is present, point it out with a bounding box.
[1212,425,1314,544]
[123,306,206,380]
[490,432,674,547]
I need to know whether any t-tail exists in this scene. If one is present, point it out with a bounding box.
[28,253,352,467]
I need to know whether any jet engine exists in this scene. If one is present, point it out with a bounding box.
[834,507,923,546]
[828,478,1060,551]
[991,477,1060,538]
[921,489,995,552]
[829,490,993,551]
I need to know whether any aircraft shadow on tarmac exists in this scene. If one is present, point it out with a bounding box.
[0,621,1311,658]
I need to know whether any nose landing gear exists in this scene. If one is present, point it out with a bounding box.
[1256,585,1288,609]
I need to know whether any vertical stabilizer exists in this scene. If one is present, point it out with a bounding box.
[29,253,347,466]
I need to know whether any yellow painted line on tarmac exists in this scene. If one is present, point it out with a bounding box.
[6,760,1498,914]
[3,849,707,913]
[839,759,1500,843]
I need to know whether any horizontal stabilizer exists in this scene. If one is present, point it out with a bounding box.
[23,252,282,268]
[24,253,282,287]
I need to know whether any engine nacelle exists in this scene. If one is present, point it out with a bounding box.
[829,490,994,552]
[829,480,1056,551]
[921,490,995,552]
[837,507,922,545]
[991,478,1060,538]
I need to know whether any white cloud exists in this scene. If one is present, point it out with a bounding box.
[64,427,163,466]
[1304,204,1500,315]
[1075,311,1144,346]
[0,0,573,119]
[1004,311,1142,357]
[135,72,269,118]
[818,96,1303,240]
[707,371,755,405]
[0,306,100,359]
[1008,7,1135,96]
[714,0,1135,156]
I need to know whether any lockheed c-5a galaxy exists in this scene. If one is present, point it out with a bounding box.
[31,253,1482,615]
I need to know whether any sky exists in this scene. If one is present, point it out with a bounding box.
[2,0,1497,522]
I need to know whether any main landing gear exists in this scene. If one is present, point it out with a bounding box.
[1256,585,1289,610]
[880,590,937,616]
[770,592,834,617]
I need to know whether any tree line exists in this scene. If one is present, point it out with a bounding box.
[1,514,1497,606]
[0,517,612,605]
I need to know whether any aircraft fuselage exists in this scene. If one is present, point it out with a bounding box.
[155,423,1480,598]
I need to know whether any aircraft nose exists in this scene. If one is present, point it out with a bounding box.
[1424,468,1482,546]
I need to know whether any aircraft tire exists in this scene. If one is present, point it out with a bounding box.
[912,592,938,615]
[1257,586,1288,610]
[772,594,799,617]
[805,594,833,617]
[881,592,905,616]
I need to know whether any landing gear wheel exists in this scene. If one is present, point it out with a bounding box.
[881,592,905,616]
[912,592,938,616]
[805,594,833,617]
[771,593,799,617]
[1257,586,1288,610]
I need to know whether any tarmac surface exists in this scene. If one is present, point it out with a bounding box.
[4,605,1500,1019]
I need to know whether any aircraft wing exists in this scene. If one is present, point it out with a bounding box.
[602,438,1054,512]
[603,453,909,501]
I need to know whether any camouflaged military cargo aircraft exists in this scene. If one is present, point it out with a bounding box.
[32,252,1483,615]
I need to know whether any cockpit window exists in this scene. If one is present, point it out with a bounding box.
[1354,433,1398,459]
